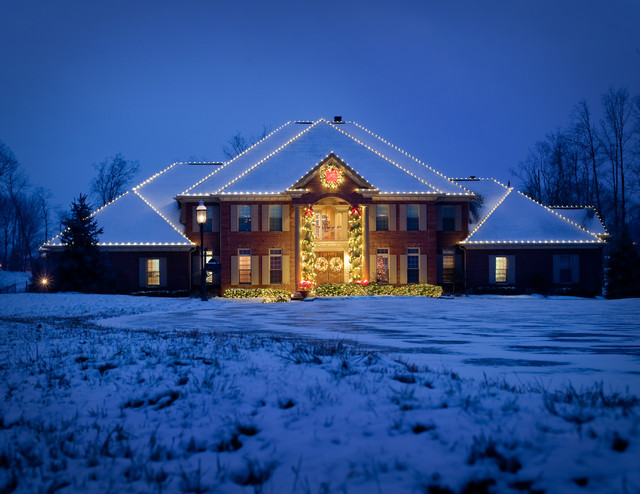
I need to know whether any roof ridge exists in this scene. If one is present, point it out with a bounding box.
[328,123,447,195]
[180,121,294,196]
[213,119,323,194]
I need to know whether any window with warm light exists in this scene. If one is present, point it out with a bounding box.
[270,249,282,284]
[147,259,160,286]
[238,206,251,232]
[238,249,251,284]
[376,248,389,284]
[376,205,389,231]
[495,256,508,283]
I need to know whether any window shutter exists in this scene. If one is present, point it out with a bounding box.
[230,205,238,232]
[282,255,290,283]
[368,206,376,231]
[262,205,269,232]
[251,205,259,232]
[369,255,376,281]
[389,255,397,284]
[572,255,580,283]
[419,204,427,231]
[139,258,146,287]
[251,256,260,285]
[389,204,396,231]
[552,255,560,283]
[282,205,290,232]
[231,256,239,285]
[489,255,496,284]
[159,258,167,287]
[399,255,407,284]
[419,255,428,283]
[398,205,407,231]
[262,255,270,285]
[192,206,198,232]
[507,255,516,285]
[454,205,462,231]
[436,206,443,231]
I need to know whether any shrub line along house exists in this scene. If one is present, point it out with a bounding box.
[42,118,607,296]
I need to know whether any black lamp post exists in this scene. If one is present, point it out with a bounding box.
[196,201,208,301]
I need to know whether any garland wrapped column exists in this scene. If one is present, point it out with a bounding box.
[348,206,364,282]
[299,206,316,289]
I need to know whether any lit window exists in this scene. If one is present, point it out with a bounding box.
[442,248,454,283]
[238,249,251,284]
[269,205,282,232]
[147,259,160,286]
[407,205,419,231]
[238,205,251,232]
[441,206,455,231]
[376,248,389,284]
[407,248,419,284]
[495,256,507,283]
[376,205,389,231]
[270,249,282,284]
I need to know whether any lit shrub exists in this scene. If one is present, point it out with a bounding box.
[223,288,291,303]
[315,282,442,298]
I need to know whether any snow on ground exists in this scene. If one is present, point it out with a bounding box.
[0,293,638,493]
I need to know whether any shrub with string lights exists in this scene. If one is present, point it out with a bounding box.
[348,206,363,282]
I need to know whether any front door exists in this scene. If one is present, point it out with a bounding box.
[315,251,344,284]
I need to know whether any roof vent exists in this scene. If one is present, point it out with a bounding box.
[333,115,343,123]
[470,175,477,179]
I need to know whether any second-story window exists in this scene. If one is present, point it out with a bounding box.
[269,205,282,232]
[376,205,389,231]
[238,205,251,232]
[407,205,419,231]
[441,206,455,231]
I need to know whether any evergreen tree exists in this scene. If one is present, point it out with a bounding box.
[56,194,114,292]
[606,228,640,299]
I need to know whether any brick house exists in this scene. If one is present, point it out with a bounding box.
[41,118,606,296]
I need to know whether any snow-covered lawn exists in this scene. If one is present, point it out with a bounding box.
[0,293,638,493]
[0,271,30,293]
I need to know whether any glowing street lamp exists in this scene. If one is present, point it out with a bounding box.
[196,201,208,302]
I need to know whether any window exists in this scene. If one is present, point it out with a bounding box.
[556,255,574,283]
[238,249,251,284]
[270,249,282,284]
[376,248,389,284]
[146,259,160,286]
[407,205,419,231]
[238,205,251,232]
[205,250,213,284]
[495,256,507,283]
[269,205,282,232]
[407,248,419,284]
[204,207,214,232]
[376,205,389,231]
[442,248,455,284]
[441,206,455,231]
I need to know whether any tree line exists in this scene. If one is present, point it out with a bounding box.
[514,87,640,235]
[0,142,139,273]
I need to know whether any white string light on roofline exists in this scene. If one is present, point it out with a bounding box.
[547,205,609,235]
[346,121,474,195]
[132,190,195,243]
[180,121,295,196]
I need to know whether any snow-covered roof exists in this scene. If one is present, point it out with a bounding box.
[182,119,471,196]
[45,192,194,247]
[454,178,510,226]
[549,207,608,237]
[461,190,604,246]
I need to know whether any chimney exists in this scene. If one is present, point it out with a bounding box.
[333,115,342,123]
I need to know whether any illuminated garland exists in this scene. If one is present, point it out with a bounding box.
[314,257,328,272]
[329,257,343,273]
[320,164,344,189]
[300,206,316,288]
[348,206,363,282]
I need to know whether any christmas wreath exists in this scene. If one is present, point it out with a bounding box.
[320,164,343,189]
[314,257,329,272]
[329,256,343,272]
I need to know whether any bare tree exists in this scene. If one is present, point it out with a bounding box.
[91,153,140,206]
[571,99,602,215]
[222,125,271,160]
[599,88,634,231]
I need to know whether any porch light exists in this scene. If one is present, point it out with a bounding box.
[196,201,208,301]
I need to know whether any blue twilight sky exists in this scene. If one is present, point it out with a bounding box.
[1,0,638,212]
